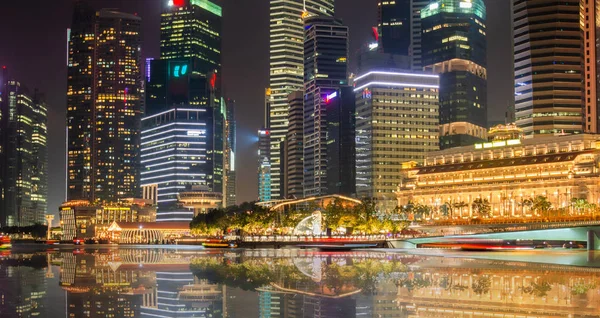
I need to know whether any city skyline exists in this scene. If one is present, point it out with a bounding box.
[0,0,512,215]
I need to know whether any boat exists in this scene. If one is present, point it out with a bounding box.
[0,236,11,250]
[202,239,237,248]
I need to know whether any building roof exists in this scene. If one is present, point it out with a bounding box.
[417,150,591,175]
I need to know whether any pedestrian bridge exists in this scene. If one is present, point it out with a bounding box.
[389,225,600,250]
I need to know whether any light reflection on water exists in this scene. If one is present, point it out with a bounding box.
[0,248,600,317]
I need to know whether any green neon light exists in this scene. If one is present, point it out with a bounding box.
[191,0,222,17]
[421,0,486,20]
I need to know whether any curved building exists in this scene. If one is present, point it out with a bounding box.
[513,0,584,137]
[421,0,488,149]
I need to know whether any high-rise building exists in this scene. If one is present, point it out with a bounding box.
[421,0,487,149]
[514,0,584,137]
[258,128,272,202]
[285,91,304,199]
[583,0,600,133]
[267,0,335,199]
[377,0,411,55]
[0,79,48,226]
[67,3,142,202]
[303,16,355,197]
[142,0,223,220]
[224,98,236,207]
[409,1,429,71]
[354,70,439,208]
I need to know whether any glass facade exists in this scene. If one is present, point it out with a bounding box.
[67,4,143,202]
[268,0,335,199]
[0,80,48,226]
[258,129,272,202]
[303,16,354,197]
[377,0,411,55]
[421,0,487,149]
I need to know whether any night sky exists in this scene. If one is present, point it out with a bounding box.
[0,0,511,216]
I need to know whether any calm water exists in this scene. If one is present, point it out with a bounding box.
[1,247,600,317]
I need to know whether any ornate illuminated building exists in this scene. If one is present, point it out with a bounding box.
[59,199,156,240]
[421,0,487,149]
[0,77,48,226]
[143,0,223,221]
[397,134,600,218]
[514,0,585,136]
[67,3,142,202]
[303,16,355,197]
[268,0,335,199]
[354,70,439,208]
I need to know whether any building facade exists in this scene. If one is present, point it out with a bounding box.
[354,70,439,206]
[377,0,411,55]
[303,16,354,197]
[258,129,272,202]
[514,0,584,137]
[397,134,600,218]
[285,91,304,199]
[409,1,429,71]
[421,0,487,149]
[0,79,48,226]
[224,98,236,207]
[267,0,335,200]
[67,5,142,202]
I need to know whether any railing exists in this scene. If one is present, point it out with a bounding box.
[235,234,387,243]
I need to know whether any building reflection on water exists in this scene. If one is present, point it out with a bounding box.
[0,249,600,317]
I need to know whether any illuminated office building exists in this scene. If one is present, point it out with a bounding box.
[409,1,429,70]
[514,0,584,136]
[143,0,223,220]
[303,16,354,197]
[268,0,335,199]
[224,98,236,206]
[258,129,272,202]
[0,78,48,226]
[583,0,600,133]
[354,70,439,207]
[421,0,487,149]
[67,4,142,202]
[285,91,304,199]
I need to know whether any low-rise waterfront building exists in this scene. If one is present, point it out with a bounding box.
[397,134,600,218]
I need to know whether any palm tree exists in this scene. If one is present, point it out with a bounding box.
[453,201,468,218]
[472,198,492,218]
[518,198,533,217]
[531,195,552,217]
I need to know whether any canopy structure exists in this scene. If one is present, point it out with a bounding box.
[106,222,191,243]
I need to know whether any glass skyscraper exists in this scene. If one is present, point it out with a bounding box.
[67,3,143,202]
[0,78,48,226]
[303,16,355,197]
[377,0,411,55]
[421,0,487,149]
[267,0,335,199]
[142,0,223,221]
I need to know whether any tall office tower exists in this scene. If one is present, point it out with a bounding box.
[514,0,584,136]
[303,16,355,197]
[67,3,142,202]
[354,70,439,208]
[224,98,236,206]
[285,91,304,199]
[377,0,411,55]
[143,0,223,220]
[409,1,428,70]
[258,128,272,202]
[0,79,48,226]
[421,0,487,149]
[583,0,599,133]
[268,0,335,199]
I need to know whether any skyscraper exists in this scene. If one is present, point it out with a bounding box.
[377,0,411,55]
[0,79,48,226]
[267,0,335,199]
[421,0,487,149]
[67,3,142,202]
[142,0,223,220]
[224,98,236,207]
[258,128,272,202]
[285,91,304,199]
[303,16,355,197]
[514,0,584,136]
[409,1,429,71]
[354,70,439,208]
[583,0,600,133]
